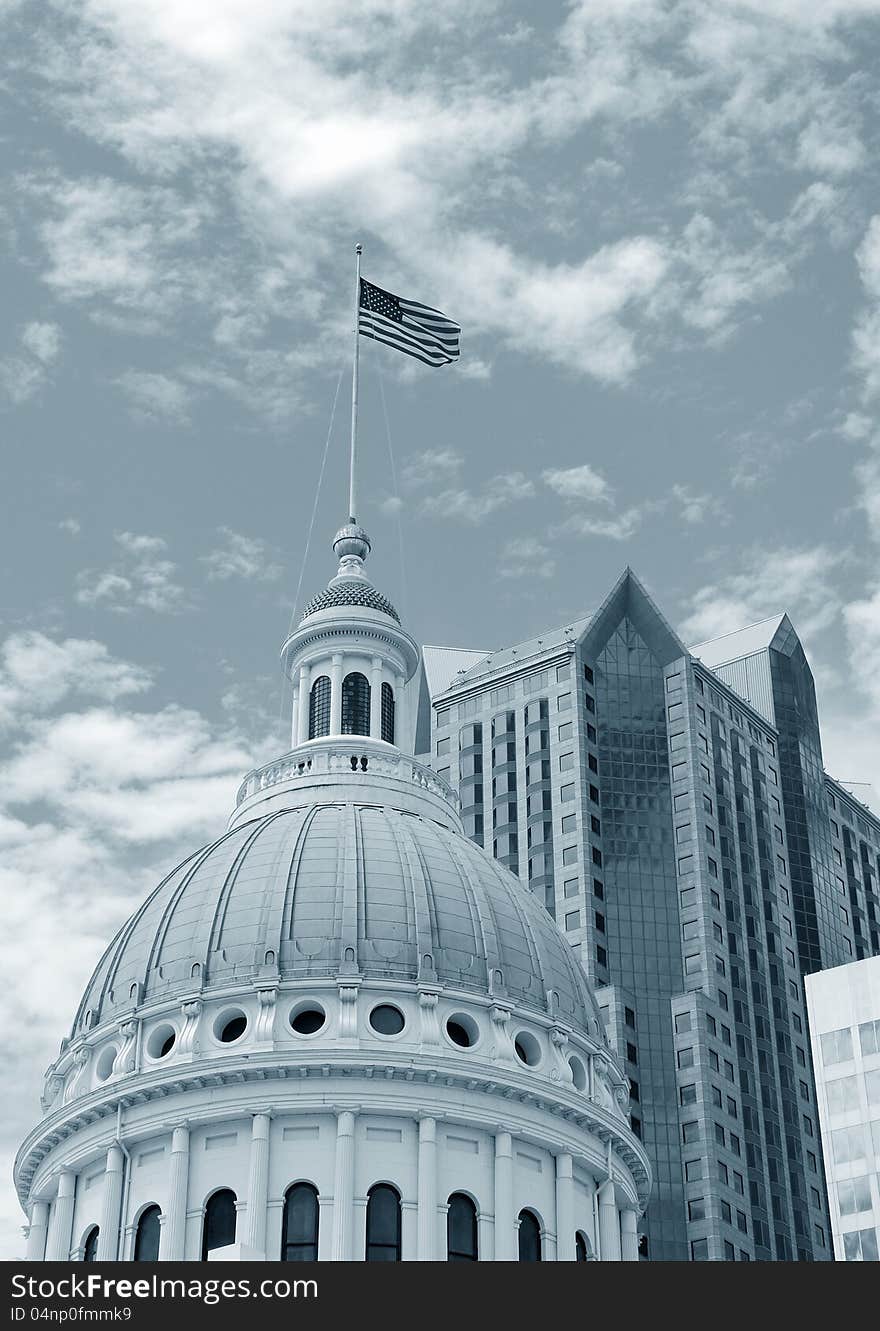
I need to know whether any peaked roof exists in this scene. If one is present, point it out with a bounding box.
[689,613,789,668]
[581,567,688,666]
[430,568,689,698]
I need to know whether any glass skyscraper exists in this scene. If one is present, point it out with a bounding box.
[421,569,880,1260]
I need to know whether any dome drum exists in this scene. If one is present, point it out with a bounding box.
[232,738,460,828]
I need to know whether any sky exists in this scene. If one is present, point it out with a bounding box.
[2,0,880,1256]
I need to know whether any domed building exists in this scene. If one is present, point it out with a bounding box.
[15,523,649,1263]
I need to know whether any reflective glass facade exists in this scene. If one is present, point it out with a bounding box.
[425,568,873,1260]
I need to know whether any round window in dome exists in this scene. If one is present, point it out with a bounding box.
[445,1013,479,1049]
[513,1031,541,1067]
[146,1023,177,1060]
[289,1002,326,1036]
[94,1044,117,1083]
[568,1054,587,1091]
[369,1003,405,1036]
[214,1010,248,1045]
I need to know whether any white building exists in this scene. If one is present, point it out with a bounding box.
[15,522,650,1263]
[805,954,880,1261]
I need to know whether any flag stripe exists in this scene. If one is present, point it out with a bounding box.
[358,324,451,367]
[358,317,454,364]
[358,277,460,367]
[359,310,459,361]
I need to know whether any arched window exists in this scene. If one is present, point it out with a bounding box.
[518,1209,542,1262]
[341,672,370,737]
[133,1205,160,1262]
[309,676,331,739]
[281,1183,319,1261]
[381,682,395,744]
[447,1193,478,1262]
[576,1231,590,1261]
[201,1189,237,1261]
[365,1184,401,1262]
[83,1226,99,1262]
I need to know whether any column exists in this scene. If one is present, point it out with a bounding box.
[598,1180,621,1262]
[555,1153,575,1262]
[417,1117,437,1260]
[394,671,405,747]
[25,1201,49,1262]
[296,665,309,745]
[159,1127,190,1261]
[620,1207,639,1262]
[97,1145,124,1261]
[370,658,383,739]
[329,654,343,735]
[331,1110,356,1260]
[45,1171,76,1262]
[242,1114,271,1255]
[493,1131,514,1261]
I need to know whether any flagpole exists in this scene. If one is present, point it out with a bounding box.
[349,242,363,523]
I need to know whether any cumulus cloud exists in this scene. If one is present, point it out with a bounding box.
[6,0,873,398]
[498,537,556,580]
[201,528,283,582]
[76,531,188,614]
[0,626,280,1255]
[0,632,152,727]
[418,471,535,524]
[0,320,63,404]
[681,544,849,644]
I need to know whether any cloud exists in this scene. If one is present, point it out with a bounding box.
[418,471,534,524]
[400,449,463,489]
[76,531,188,613]
[0,626,281,1253]
[681,544,849,644]
[20,321,62,364]
[852,215,880,402]
[543,464,612,503]
[498,537,556,580]
[0,321,63,404]
[0,632,152,728]
[201,527,283,582]
[58,517,81,536]
[115,369,192,423]
[11,0,870,398]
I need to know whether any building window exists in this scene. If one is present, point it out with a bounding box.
[564,910,580,931]
[281,1183,319,1262]
[201,1189,237,1261]
[447,1193,478,1262]
[688,1198,705,1221]
[381,682,395,744]
[518,1210,542,1262]
[83,1226,99,1262]
[837,1176,873,1216]
[626,1041,638,1064]
[575,1231,590,1261]
[625,1007,636,1029]
[690,1238,709,1261]
[365,1184,402,1262]
[596,945,607,967]
[133,1205,161,1262]
[814,1022,852,1064]
[308,675,331,739]
[341,672,370,736]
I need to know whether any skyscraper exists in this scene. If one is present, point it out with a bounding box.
[423,567,878,1261]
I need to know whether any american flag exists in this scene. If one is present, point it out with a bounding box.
[358,278,460,367]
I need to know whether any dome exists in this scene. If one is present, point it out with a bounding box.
[299,579,400,624]
[74,799,601,1036]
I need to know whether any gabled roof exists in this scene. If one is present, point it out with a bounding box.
[689,614,789,668]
